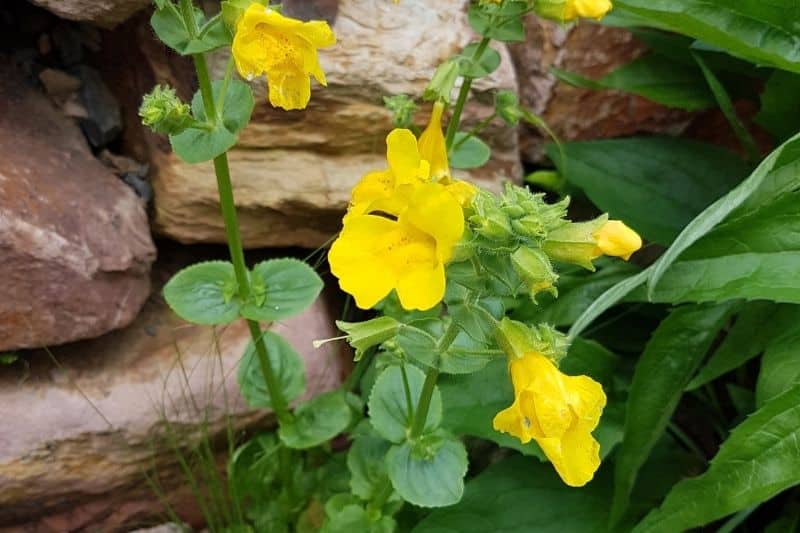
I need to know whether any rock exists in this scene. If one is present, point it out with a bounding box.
[113,0,521,249]
[130,524,187,533]
[73,64,123,148]
[27,0,151,29]
[0,63,155,351]
[509,20,693,164]
[0,250,350,530]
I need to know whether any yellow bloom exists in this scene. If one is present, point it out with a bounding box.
[593,220,642,261]
[231,4,336,111]
[417,101,449,180]
[565,0,613,19]
[329,183,464,310]
[493,352,606,487]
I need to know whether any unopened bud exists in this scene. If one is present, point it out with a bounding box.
[423,59,460,103]
[139,85,193,135]
[511,246,558,300]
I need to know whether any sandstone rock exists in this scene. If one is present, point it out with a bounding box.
[27,0,151,28]
[0,251,350,530]
[117,0,521,249]
[0,63,156,351]
[509,20,693,164]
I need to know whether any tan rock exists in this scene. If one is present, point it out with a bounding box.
[28,0,151,28]
[0,252,350,530]
[0,63,156,351]
[509,20,693,163]
[133,0,521,248]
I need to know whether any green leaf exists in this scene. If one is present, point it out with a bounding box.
[347,434,393,501]
[228,433,281,502]
[466,1,526,42]
[687,301,782,390]
[170,79,255,163]
[448,298,503,344]
[547,137,748,245]
[512,260,640,327]
[321,496,396,533]
[756,70,800,142]
[614,0,800,74]
[449,133,491,170]
[456,43,501,78]
[649,192,800,304]
[279,389,352,449]
[386,432,468,508]
[163,260,239,324]
[647,133,800,299]
[237,331,306,409]
[552,52,715,111]
[241,258,323,322]
[610,303,735,527]
[413,455,612,532]
[368,365,442,443]
[756,307,800,405]
[336,317,400,362]
[633,384,800,532]
[151,3,229,55]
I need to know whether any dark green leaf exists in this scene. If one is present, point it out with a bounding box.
[237,331,306,409]
[170,79,254,163]
[228,433,280,502]
[413,455,612,532]
[163,260,239,324]
[614,0,800,73]
[457,43,502,78]
[279,389,352,449]
[151,4,229,55]
[610,303,735,526]
[386,432,468,508]
[347,434,393,501]
[241,258,323,321]
[756,70,800,142]
[547,137,748,245]
[449,133,491,170]
[368,365,442,443]
[756,306,800,405]
[633,384,800,532]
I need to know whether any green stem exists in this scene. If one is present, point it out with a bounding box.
[190,45,291,424]
[445,36,491,149]
[400,363,415,422]
[452,112,497,151]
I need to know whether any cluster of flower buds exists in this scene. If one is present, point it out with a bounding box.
[138,85,193,135]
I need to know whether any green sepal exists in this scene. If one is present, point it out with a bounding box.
[151,2,230,56]
[336,317,400,362]
[542,215,608,271]
[279,389,352,449]
[510,246,559,300]
[221,0,268,31]
[385,430,468,508]
[241,258,323,322]
[367,365,442,443]
[170,79,255,163]
[237,331,306,409]
[495,317,569,363]
[163,260,240,325]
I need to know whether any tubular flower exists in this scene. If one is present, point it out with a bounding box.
[593,220,642,261]
[231,4,336,111]
[418,101,449,180]
[329,182,464,311]
[493,352,606,487]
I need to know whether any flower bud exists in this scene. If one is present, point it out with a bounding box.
[542,216,607,270]
[534,0,613,22]
[423,59,460,104]
[511,214,547,240]
[594,220,642,260]
[383,94,418,129]
[139,85,193,135]
[474,211,515,243]
[511,246,558,300]
[495,90,523,126]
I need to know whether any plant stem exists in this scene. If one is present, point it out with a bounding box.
[444,36,491,150]
[189,43,292,424]
[452,112,497,151]
[400,363,415,422]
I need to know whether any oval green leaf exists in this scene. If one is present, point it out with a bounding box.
[449,133,491,170]
[237,331,306,409]
[368,365,442,443]
[241,258,324,322]
[279,389,352,449]
[163,260,240,325]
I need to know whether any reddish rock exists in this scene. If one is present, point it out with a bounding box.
[27,0,151,28]
[509,20,693,163]
[0,63,156,351]
[0,253,350,531]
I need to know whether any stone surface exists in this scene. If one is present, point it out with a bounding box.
[27,0,151,28]
[509,20,693,164]
[0,63,156,351]
[113,0,521,249]
[0,250,350,530]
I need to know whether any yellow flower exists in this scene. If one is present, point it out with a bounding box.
[493,352,606,487]
[565,0,613,19]
[593,220,642,261]
[329,182,464,310]
[231,4,336,111]
[417,101,449,180]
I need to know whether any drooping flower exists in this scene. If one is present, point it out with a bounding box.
[329,182,465,310]
[231,4,336,111]
[593,220,642,261]
[493,351,606,487]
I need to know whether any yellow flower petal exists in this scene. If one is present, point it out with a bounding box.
[402,183,464,263]
[418,101,449,180]
[267,70,311,110]
[593,220,642,261]
[568,0,613,20]
[492,399,533,444]
[537,429,602,487]
[396,261,446,311]
[445,180,478,208]
[386,129,428,185]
